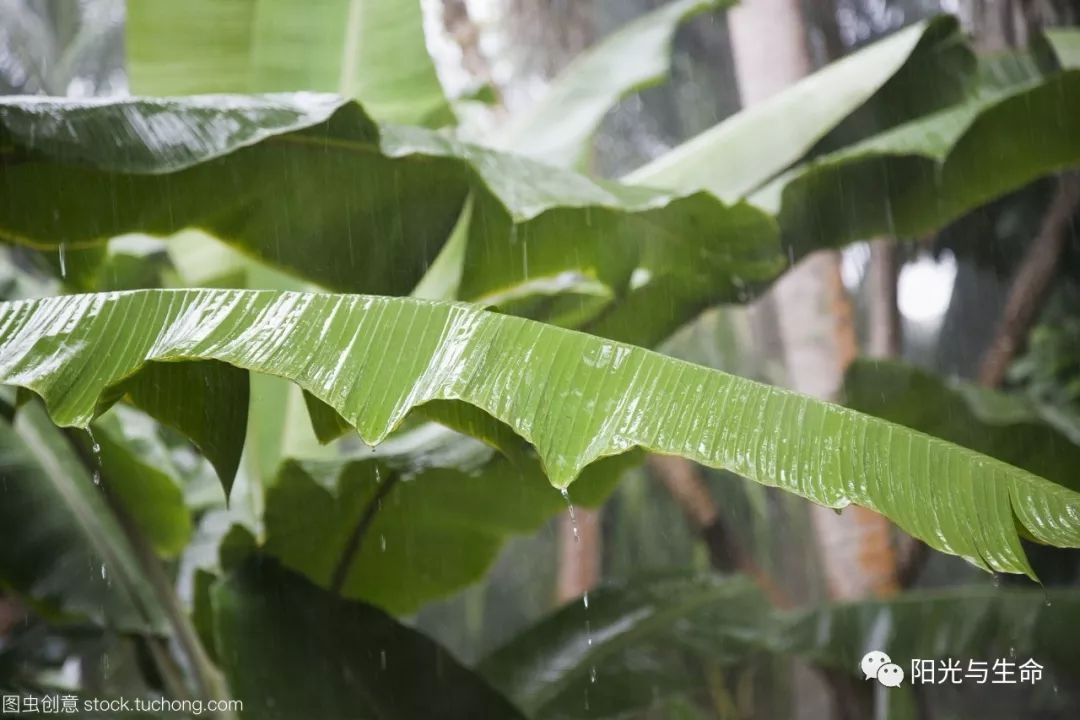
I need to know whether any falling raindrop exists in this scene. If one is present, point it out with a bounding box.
[58,243,67,279]
[100,564,106,580]
[380,534,387,552]
[86,428,101,455]
[560,488,579,543]
[379,649,387,670]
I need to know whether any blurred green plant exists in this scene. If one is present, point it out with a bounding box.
[1,3,1079,718]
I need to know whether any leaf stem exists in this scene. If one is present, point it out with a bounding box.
[65,429,232,717]
[330,470,400,596]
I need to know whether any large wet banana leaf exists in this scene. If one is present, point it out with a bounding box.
[0,94,468,299]
[0,402,168,634]
[209,555,524,719]
[1,290,1079,578]
[490,0,727,168]
[0,92,783,336]
[127,0,451,126]
[5,70,1078,347]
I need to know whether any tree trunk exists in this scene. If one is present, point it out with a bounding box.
[867,240,902,360]
[728,2,896,716]
[729,0,900,603]
[979,173,1080,387]
[555,506,602,604]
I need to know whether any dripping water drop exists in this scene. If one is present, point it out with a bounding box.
[86,428,100,455]
[560,488,579,543]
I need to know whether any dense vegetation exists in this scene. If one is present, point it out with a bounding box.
[1,1,1079,718]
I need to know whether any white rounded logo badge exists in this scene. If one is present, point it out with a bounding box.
[861,651,904,687]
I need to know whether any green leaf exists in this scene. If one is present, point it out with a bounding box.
[481,576,1080,718]
[5,72,1079,347]
[210,555,524,719]
[491,0,727,168]
[2,290,1080,578]
[624,16,973,199]
[757,69,1080,256]
[127,0,451,126]
[782,587,1080,675]
[121,360,247,499]
[89,406,192,557]
[842,359,1080,493]
[478,575,764,718]
[263,424,632,613]
[0,94,467,299]
[1045,29,1080,70]
[0,401,168,634]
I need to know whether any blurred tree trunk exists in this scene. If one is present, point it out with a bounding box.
[867,241,901,359]
[730,0,899,604]
[980,174,1080,386]
[728,2,888,717]
[442,0,494,84]
[0,594,23,638]
[962,0,1080,389]
[961,0,1078,51]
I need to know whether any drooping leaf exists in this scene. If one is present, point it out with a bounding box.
[478,575,764,718]
[121,360,247,498]
[264,424,634,613]
[0,401,168,634]
[624,16,973,199]
[842,359,1080,493]
[210,555,524,719]
[4,68,1079,347]
[127,0,451,126]
[0,94,467,299]
[490,0,728,168]
[2,290,1080,578]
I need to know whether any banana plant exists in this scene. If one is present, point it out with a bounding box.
[2,1,1080,716]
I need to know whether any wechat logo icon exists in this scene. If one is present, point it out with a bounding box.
[861,651,905,688]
